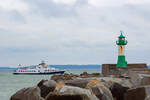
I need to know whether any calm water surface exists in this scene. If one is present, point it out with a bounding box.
[0,69,100,100]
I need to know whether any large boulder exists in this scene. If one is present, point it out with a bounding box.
[65,79,90,88]
[10,86,44,100]
[87,80,114,100]
[46,85,99,100]
[130,73,150,87]
[94,77,133,88]
[51,73,79,82]
[55,81,65,91]
[45,93,90,100]
[37,79,57,98]
[145,96,150,100]
[118,79,133,88]
[105,81,129,100]
[124,85,150,100]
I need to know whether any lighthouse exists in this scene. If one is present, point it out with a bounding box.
[116,31,128,68]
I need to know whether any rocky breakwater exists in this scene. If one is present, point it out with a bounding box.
[10,71,150,100]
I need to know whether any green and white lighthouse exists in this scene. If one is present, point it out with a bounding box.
[116,31,128,68]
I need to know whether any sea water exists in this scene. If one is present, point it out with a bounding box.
[0,68,101,100]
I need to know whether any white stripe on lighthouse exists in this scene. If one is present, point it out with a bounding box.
[118,45,125,56]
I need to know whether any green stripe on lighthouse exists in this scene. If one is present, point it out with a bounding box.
[117,56,127,67]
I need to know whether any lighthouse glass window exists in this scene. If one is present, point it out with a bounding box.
[120,38,125,40]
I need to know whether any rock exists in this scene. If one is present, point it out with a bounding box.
[10,86,44,100]
[96,77,133,88]
[87,80,105,87]
[80,72,101,78]
[37,79,56,98]
[90,73,101,77]
[51,73,79,82]
[87,80,114,100]
[124,85,150,100]
[45,93,90,100]
[46,85,99,100]
[55,81,65,91]
[105,81,129,100]
[118,79,133,88]
[51,74,66,82]
[37,80,48,87]
[80,72,88,76]
[130,73,150,87]
[145,96,150,100]
[65,79,90,88]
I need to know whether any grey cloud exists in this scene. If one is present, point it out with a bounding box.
[23,0,87,18]
[9,10,26,23]
[0,10,26,25]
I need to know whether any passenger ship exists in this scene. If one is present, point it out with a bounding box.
[13,61,65,75]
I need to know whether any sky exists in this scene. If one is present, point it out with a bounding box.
[0,0,150,67]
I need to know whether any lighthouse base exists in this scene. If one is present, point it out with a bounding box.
[102,63,147,77]
[117,56,127,68]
